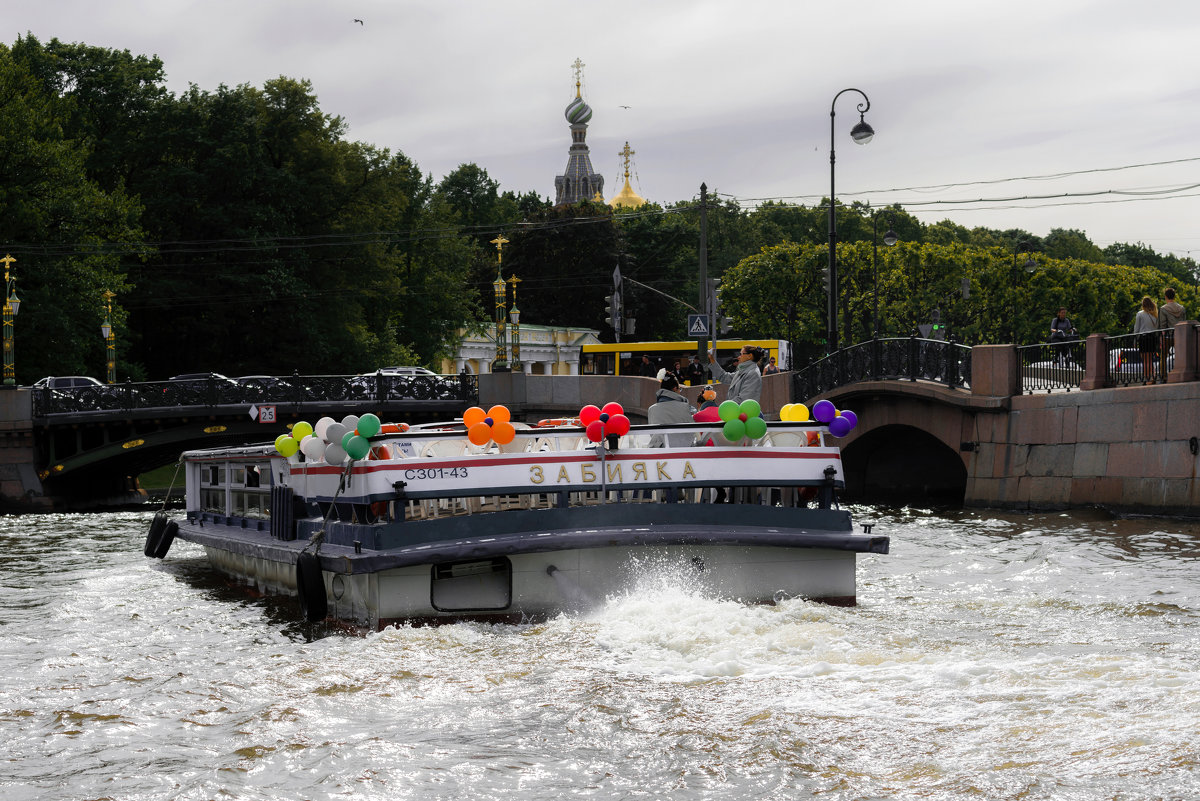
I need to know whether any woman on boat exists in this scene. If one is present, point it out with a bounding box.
[707,346,762,404]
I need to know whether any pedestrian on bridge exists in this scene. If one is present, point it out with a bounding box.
[1134,296,1159,382]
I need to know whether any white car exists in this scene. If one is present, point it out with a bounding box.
[33,376,104,390]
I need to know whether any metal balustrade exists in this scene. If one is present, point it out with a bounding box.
[1017,340,1085,393]
[792,337,972,402]
[31,372,479,417]
[1104,330,1173,387]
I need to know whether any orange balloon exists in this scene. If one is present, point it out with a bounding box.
[467,422,492,446]
[487,405,511,424]
[463,406,486,427]
[491,421,516,445]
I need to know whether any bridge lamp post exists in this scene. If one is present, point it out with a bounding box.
[489,234,510,373]
[827,88,875,354]
[2,254,20,387]
[1010,242,1035,343]
[101,290,116,384]
[872,211,899,339]
[508,273,522,372]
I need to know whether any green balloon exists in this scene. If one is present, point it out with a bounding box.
[292,420,313,440]
[275,434,298,457]
[745,416,767,439]
[357,412,381,438]
[342,430,355,450]
[345,435,371,460]
[718,399,740,422]
[739,399,761,419]
[722,419,746,442]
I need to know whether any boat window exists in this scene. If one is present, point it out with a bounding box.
[431,558,512,611]
[231,467,245,486]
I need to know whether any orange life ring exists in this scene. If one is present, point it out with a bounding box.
[369,445,391,460]
[535,418,580,428]
[806,431,820,446]
[380,423,409,434]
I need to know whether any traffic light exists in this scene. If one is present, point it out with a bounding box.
[821,266,832,295]
[707,278,733,335]
[930,308,945,340]
[604,293,621,330]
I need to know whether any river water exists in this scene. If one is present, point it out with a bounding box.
[1,506,1197,800]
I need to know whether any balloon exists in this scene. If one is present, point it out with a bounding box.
[345,435,371,460]
[718,400,740,422]
[779,403,794,420]
[467,422,492,446]
[608,414,630,436]
[301,435,325,460]
[313,416,335,440]
[275,434,299,456]
[790,404,810,423]
[357,412,381,438]
[813,399,837,423]
[739,399,761,419]
[291,421,313,441]
[840,410,858,429]
[463,406,487,427]
[829,416,852,437]
[579,405,601,425]
[325,422,348,444]
[745,416,768,439]
[492,421,516,445]
[722,419,747,442]
[324,442,348,464]
[585,420,605,442]
[342,430,356,450]
[341,414,360,432]
[601,401,624,418]
[487,405,511,424]
[598,413,609,423]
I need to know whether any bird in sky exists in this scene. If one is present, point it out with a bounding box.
[353,19,363,25]
[619,105,631,109]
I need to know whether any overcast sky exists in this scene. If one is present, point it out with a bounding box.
[9,0,1200,258]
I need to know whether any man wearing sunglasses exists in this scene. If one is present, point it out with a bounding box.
[707,346,762,404]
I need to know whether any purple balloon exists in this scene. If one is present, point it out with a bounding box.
[840,410,858,430]
[828,416,852,437]
[813,399,837,423]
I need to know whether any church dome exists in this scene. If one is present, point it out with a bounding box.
[609,177,645,209]
[565,96,593,125]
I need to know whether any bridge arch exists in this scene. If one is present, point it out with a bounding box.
[840,424,967,506]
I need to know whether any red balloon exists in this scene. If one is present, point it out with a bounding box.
[579,404,601,425]
[601,401,624,418]
[608,414,630,436]
[585,420,606,442]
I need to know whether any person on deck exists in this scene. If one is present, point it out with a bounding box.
[707,345,762,404]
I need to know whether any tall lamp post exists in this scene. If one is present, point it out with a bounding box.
[2,254,20,387]
[1010,242,1035,343]
[508,274,522,372]
[101,290,116,384]
[872,211,899,338]
[490,235,509,372]
[827,88,875,354]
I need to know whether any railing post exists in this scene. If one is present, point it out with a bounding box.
[907,335,918,381]
[947,338,959,387]
[292,370,303,404]
[1080,333,1108,391]
[871,337,881,379]
[123,379,133,411]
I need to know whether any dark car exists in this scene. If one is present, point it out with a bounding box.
[163,372,240,405]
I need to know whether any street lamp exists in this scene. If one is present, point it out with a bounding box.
[101,290,116,384]
[489,235,509,372]
[508,273,522,372]
[872,211,899,338]
[827,88,874,354]
[1010,242,1035,343]
[2,254,19,387]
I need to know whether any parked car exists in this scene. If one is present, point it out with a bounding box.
[163,372,240,404]
[1113,349,1173,379]
[376,366,436,376]
[33,376,104,390]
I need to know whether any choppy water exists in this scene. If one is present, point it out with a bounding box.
[1,507,1197,800]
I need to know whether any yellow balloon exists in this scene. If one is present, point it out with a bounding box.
[487,405,511,424]
[463,406,486,427]
[780,403,794,420]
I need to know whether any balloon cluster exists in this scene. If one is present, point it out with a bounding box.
[718,399,767,442]
[275,413,406,463]
[463,405,516,446]
[779,403,810,422]
[811,399,859,438]
[579,402,631,443]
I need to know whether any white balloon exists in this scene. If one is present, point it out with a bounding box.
[325,422,348,444]
[300,434,325,460]
[324,442,348,465]
[341,414,360,432]
[313,416,335,440]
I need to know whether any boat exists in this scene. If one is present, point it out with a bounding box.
[144,400,888,630]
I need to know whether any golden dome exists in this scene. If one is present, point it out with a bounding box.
[609,176,645,208]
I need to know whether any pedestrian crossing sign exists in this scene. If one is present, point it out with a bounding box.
[687,314,710,336]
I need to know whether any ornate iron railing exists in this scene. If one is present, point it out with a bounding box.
[792,337,972,402]
[1104,330,1172,387]
[31,373,479,417]
[1017,340,1085,393]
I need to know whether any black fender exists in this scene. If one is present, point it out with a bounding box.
[152,520,179,559]
[296,552,328,622]
[144,511,167,557]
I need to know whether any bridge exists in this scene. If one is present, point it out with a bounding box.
[1,373,477,510]
[2,322,1198,514]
